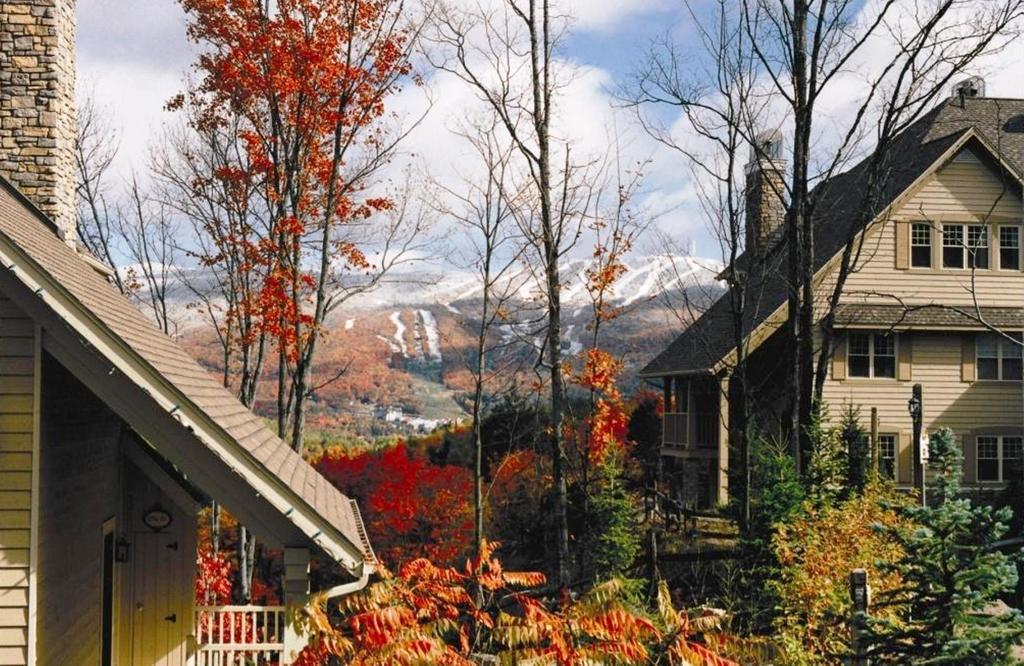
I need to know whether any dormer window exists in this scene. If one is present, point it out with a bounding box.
[911,223,932,267]
[942,223,988,269]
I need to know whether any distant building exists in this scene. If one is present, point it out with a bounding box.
[642,86,1024,508]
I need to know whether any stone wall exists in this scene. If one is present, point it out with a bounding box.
[0,0,77,242]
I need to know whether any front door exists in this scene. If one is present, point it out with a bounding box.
[130,531,189,666]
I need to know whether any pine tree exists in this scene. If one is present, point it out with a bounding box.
[865,427,1024,664]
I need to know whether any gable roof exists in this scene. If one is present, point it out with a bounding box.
[641,97,1024,377]
[0,177,373,574]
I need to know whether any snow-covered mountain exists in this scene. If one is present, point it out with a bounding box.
[337,253,722,311]
[159,253,722,432]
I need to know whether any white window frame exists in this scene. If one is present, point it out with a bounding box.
[976,435,1023,483]
[942,223,989,270]
[998,225,1020,270]
[976,333,1023,381]
[847,332,898,379]
[877,433,898,480]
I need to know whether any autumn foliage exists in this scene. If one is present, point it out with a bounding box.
[567,347,630,466]
[315,443,475,567]
[771,485,908,662]
[295,540,741,665]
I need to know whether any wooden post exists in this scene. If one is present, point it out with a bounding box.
[909,384,926,506]
[870,408,879,483]
[283,547,311,663]
[849,568,870,665]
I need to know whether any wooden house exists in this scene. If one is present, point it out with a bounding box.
[0,2,375,663]
[642,87,1024,507]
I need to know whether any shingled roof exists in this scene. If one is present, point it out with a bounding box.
[641,96,1024,377]
[0,176,373,573]
[834,303,1024,330]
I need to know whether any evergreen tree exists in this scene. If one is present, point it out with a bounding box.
[839,405,869,494]
[865,427,1024,664]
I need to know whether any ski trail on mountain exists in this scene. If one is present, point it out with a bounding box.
[419,309,442,361]
[389,311,408,356]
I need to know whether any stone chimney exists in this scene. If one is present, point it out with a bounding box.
[0,0,77,242]
[745,130,786,252]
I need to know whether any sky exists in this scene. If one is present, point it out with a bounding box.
[75,0,1024,261]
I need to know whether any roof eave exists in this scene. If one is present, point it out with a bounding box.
[0,228,371,575]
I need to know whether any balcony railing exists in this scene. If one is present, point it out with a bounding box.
[662,412,718,449]
[193,605,285,665]
[663,412,689,446]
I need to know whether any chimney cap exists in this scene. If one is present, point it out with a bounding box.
[952,76,985,100]
[747,129,785,174]
[748,129,785,165]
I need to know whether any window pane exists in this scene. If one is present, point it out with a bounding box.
[849,333,870,356]
[873,335,895,357]
[978,358,1000,380]
[977,334,999,358]
[878,435,897,480]
[912,246,932,267]
[848,333,871,377]
[968,226,988,269]
[911,223,932,267]
[1004,437,1023,461]
[1002,358,1023,381]
[871,335,895,378]
[978,436,999,458]
[943,225,964,268]
[978,460,1000,482]
[849,356,871,378]
[874,356,896,378]
[1000,226,1020,270]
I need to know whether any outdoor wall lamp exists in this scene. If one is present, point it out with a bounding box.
[907,394,921,419]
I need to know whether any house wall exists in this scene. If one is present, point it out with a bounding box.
[35,353,122,665]
[0,297,36,666]
[835,146,1023,308]
[822,331,1022,485]
[819,143,1024,486]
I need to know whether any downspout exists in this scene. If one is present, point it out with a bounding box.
[323,562,372,599]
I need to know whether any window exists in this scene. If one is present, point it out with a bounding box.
[943,224,964,268]
[911,223,932,267]
[1000,226,1020,270]
[848,333,897,378]
[942,224,989,269]
[977,435,1023,482]
[878,434,897,480]
[977,333,1023,381]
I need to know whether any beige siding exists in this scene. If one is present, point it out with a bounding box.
[811,144,1024,487]
[822,331,1022,485]
[898,147,1021,221]
[838,146,1024,308]
[0,298,34,666]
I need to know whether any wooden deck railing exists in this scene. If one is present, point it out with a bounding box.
[663,412,719,449]
[193,605,286,665]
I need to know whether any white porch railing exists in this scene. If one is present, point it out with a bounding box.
[193,605,286,665]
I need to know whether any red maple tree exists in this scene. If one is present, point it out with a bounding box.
[315,443,474,567]
[175,0,416,451]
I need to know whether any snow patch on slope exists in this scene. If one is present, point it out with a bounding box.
[389,311,408,357]
[419,309,442,362]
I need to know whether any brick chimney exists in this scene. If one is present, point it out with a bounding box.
[745,130,786,252]
[0,0,77,243]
